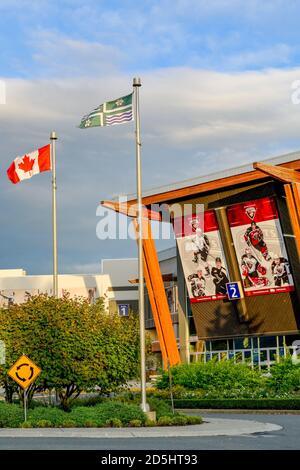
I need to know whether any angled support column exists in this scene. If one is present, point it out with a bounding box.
[134,218,180,368]
[284,183,300,260]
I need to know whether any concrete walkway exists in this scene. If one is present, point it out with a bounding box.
[0,417,281,438]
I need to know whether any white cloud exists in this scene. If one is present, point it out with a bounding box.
[1,65,300,273]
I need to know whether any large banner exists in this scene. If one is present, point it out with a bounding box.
[174,210,229,303]
[227,197,294,297]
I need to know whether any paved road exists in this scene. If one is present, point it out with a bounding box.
[0,413,299,450]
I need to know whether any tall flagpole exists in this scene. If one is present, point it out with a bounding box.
[133,77,148,413]
[50,131,58,298]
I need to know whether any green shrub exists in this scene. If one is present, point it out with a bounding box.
[68,406,101,427]
[34,419,52,428]
[170,415,188,425]
[0,403,24,427]
[92,401,146,425]
[157,360,265,391]
[106,418,122,427]
[128,419,142,427]
[62,419,77,428]
[185,415,203,425]
[145,419,156,427]
[83,420,97,428]
[28,406,66,427]
[147,397,174,418]
[20,421,32,428]
[157,416,173,426]
[268,358,300,393]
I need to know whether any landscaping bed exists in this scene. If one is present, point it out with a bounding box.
[152,358,300,410]
[0,399,202,428]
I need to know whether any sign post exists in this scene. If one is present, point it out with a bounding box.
[8,354,41,422]
[24,389,27,422]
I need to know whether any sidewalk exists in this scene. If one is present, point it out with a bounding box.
[0,417,281,438]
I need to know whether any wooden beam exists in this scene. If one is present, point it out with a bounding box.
[125,160,300,207]
[129,273,175,284]
[101,200,162,221]
[253,162,300,183]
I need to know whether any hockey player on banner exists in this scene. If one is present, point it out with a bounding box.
[244,221,271,261]
[188,218,210,275]
[271,255,290,287]
[241,247,269,288]
[187,270,206,298]
[211,257,229,295]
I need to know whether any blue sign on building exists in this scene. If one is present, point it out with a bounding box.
[226,282,243,300]
[118,303,129,316]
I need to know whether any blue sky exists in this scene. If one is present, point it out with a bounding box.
[1,0,300,77]
[1,0,300,274]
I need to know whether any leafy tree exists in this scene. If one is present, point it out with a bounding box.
[0,295,140,409]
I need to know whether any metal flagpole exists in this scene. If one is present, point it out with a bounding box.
[133,77,148,413]
[50,131,58,298]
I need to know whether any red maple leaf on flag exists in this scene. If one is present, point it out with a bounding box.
[18,155,35,173]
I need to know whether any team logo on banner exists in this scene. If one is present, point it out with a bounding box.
[245,206,256,220]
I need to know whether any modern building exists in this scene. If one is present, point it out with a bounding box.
[120,150,300,366]
[0,259,139,315]
[101,258,138,314]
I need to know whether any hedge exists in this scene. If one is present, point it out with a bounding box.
[172,398,300,410]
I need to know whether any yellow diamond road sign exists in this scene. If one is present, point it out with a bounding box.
[8,354,41,390]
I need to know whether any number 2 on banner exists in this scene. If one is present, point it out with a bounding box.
[226,282,243,300]
[230,286,237,298]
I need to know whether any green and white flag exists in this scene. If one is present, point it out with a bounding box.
[79,93,133,128]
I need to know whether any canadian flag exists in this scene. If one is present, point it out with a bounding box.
[7,144,51,184]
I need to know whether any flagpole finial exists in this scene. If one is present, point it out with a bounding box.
[50,131,57,140]
[133,77,141,87]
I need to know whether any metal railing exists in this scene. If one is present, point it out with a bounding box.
[190,345,299,371]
